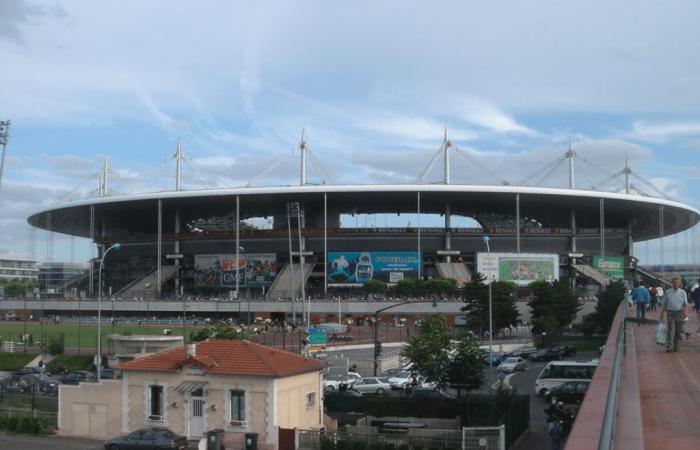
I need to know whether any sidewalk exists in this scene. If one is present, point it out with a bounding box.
[634,309,700,450]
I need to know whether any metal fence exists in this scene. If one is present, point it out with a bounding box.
[296,428,464,450]
[0,407,58,429]
[462,426,505,450]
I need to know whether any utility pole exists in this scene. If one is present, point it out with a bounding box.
[174,138,184,191]
[0,120,11,192]
[567,138,575,189]
[299,130,307,186]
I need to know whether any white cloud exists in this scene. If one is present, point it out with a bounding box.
[631,121,700,140]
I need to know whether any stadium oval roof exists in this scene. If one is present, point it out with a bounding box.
[27,184,700,242]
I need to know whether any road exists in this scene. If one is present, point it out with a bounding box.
[510,352,598,450]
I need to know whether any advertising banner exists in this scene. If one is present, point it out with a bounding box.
[327,251,420,287]
[195,254,277,289]
[476,252,559,286]
[592,255,624,280]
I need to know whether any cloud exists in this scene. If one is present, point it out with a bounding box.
[0,0,65,44]
[631,121,700,140]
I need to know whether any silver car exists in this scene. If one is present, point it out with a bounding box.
[353,377,391,394]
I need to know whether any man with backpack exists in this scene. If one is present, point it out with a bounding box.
[649,286,658,311]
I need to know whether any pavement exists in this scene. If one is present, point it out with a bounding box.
[0,433,103,450]
[634,309,700,450]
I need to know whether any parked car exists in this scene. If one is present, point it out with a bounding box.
[410,388,448,399]
[529,348,564,362]
[498,357,527,373]
[323,374,355,391]
[481,353,503,366]
[381,368,405,378]
[353,377,391,394]
[324,388,363,397]
[100,368,122,380]
[345,372,362,383]
[103,427,188,450]
[554,345,577,357]
[387,371,419,390]
[511,346,538,358]
[544,381,590,404]
[61,371,95,385]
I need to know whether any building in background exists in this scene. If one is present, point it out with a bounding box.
[642,264,700,286]
[0,257,38,283]
[38,262,87,292]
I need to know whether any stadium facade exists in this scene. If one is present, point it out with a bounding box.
[18,142,700,321]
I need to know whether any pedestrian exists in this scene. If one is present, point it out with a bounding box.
[632,282,651,322]
[691,278,700,332]
[659,277,688,353]
[549,420,562,450]
[649,286,658,311]
[656,285,664,309]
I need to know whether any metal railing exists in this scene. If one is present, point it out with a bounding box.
[598,301,628,450]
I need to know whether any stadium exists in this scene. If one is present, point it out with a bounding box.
[17,142,700,323]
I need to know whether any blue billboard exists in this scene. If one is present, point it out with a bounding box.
[327,251,420,287]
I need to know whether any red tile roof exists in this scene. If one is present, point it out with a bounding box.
[117,340,323,378]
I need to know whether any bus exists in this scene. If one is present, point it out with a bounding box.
[535,360,598,397]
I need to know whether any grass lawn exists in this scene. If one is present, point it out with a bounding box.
[45,354,94,372]
[0,322,202,351]
[0,352,39,371]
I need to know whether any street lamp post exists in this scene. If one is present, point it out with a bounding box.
[483,235,494,389]
[97,242,120,382]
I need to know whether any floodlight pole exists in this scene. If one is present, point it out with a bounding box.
[97,242,121,382]
[483,235,494,389]
[0,120,10,193]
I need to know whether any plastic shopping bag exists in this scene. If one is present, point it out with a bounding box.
[655,321,667,345]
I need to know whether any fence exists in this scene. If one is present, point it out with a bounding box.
[0,407,58,429]
[462,426,505,450]
[296,428,464,450]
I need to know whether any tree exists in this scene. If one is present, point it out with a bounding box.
[394,277,420,296]
[528,280,581,345]
[462,274,520,337]
[446,333,485,397]
[190,323,250,342]
[594,281,626,334]
[401,315,452,388]
[423,277,458,295]
[364,279,386,294]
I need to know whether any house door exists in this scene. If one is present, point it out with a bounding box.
[189,389,205,438]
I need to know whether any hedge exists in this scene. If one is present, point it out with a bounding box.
[0,353,38,371]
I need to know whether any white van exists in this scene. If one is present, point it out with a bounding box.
[534,360,598,397]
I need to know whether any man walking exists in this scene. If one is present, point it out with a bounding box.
[632,282,651,322]
[659,277,688,352]
[690,278,700,332]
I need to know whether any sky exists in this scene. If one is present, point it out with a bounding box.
[0,0,699,265]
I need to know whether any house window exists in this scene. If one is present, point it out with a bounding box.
[305,392,316,409]
[149,385,164,420]
[230,390,245,422]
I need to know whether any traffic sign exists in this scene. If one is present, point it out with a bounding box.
[306,327,327,335]
[305,345,326,352]
[307,334,328,344]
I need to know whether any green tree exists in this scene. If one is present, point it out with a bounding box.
[394,277,420,296]
[528,280,581,345]
[401,315,452,388]
[364,279,387,294]
[446,333,485,397]
[190,323,250,342]
[423,277,458,295]
[462,274,520,337]
[594,281,626,334]
[47,335,64,356]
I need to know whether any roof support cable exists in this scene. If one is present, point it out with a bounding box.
[453,146,511,185]
[416,146,443,184]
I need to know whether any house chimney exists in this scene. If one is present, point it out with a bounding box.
[187,343,196,358]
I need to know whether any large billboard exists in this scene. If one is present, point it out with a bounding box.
[592,256,624,280]
[194,254,277,289]
[327,252,420,287]
[476,252,559,286]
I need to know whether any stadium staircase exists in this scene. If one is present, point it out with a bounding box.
[266,262,314,300]
[635,265,672,288]
[435,262,471,286]
[114,265,178,298]
[571,263,611,287]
